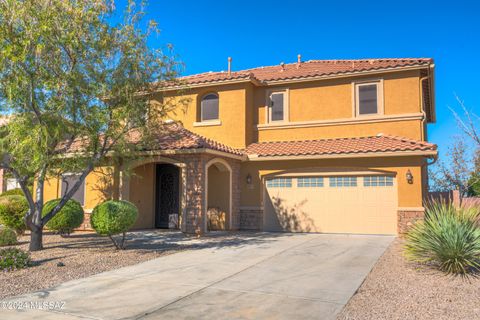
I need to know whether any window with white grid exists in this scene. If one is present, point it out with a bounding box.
[266,178,292,188]
[329,176,357,187]
[363,176,394,187]
[297,177,324,187]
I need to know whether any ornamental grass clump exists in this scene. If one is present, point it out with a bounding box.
[90,200,138,250]
[42,199,84,235]
[405,201,480,275]
[0,248,30,272]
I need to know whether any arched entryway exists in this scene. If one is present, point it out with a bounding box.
[205,158,232,231]
[120,156,186,230]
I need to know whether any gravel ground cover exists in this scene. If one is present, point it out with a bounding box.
[338,238,480,320]
[0,231,182,299]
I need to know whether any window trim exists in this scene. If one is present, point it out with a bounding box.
[265,88,289,123]
[352,79,384,118]
[60,172,87,207]
[200,92,220,122]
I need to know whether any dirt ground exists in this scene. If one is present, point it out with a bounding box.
[338,239,480,320]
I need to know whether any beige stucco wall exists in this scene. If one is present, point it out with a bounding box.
[153,69,426,147]
[207,164,230,215]
[129,163,155,229]
[240,156,426,209]
[41,166,115,211]
[159,83,249,149]
[257,120,423,141]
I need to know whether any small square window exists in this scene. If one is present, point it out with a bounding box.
[61,174,85,206]
[355,81,382,117]
[267,90,288,123]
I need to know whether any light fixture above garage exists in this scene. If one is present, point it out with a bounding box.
[406,170,413,184]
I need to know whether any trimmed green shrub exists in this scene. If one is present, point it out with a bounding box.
[0,195,29,235]
[42,199,84,235]
[0,227,17,246]
[0,188,24,197]
[0,247,30,271]
[405,201,480,275]
[91,200,138,249]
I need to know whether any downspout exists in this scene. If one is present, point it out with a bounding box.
[419,62,435,141]
[419,75,429,141]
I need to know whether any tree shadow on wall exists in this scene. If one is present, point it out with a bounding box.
[270,196,319,232]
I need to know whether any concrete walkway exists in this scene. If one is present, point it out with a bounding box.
[1,232,393,320]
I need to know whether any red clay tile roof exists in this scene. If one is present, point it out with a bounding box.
[136,122,243,155]
[62,124,436,159]
[176,58,433,86]
[245,135,437,158]
[61,122,243,156]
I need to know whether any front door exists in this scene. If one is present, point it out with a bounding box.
[155,164,180,228]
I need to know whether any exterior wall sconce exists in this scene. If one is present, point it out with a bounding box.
[406,169,413,184]
[246,173,252,185]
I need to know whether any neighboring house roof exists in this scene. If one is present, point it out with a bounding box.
[245,134,437,159]
[175,58,433,86]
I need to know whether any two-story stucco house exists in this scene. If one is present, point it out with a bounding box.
[42,57,437,235]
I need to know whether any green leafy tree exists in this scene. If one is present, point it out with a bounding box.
[0,0,179,251]
[429,137,478,197]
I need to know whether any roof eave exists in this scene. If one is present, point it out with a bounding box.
[135,148,246,160]
[247,150,438,161]
[157,77,262,92]
[261,64,432,86]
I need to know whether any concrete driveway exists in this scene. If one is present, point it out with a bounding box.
[1,232,393,320]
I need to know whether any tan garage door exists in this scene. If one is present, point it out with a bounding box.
[264,175,397,234]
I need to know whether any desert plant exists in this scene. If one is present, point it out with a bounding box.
[405,201,480,275]
[0,195,28,235]
[0,227,17,246]
[90,200,138,249]
[42,199,84,235]
[0,247,30,271]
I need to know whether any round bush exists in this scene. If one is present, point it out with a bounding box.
[42,199,84,235]
[0,227,17,246]
[0,195,29,235]
[91,200,138,236]
[0,188,25,197]
[0,247,30,271]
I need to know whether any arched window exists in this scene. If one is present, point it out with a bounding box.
[200,93,219,121]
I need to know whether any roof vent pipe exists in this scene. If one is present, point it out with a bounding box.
[228,57,232,76]
[297,54,301,68]
[280,62,285,71]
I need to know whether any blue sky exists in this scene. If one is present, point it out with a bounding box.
[118,0,480,156]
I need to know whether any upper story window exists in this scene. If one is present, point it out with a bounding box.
[354,80,383,117]
[61,173,85,206]
[200,93,219,121]
[267,90,288,122]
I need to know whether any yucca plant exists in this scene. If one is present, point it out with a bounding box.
[405,201,480,275]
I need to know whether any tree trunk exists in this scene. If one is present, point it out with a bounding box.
[29,225,44,251]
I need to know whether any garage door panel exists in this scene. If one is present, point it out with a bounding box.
[264,175,397,235]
